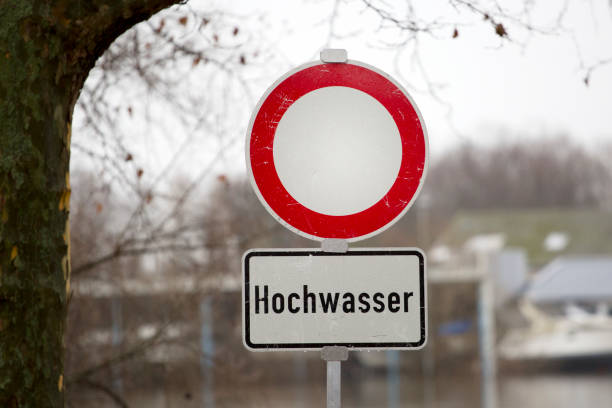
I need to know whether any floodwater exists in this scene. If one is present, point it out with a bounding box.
[77,373,612,407]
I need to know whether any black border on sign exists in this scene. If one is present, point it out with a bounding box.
[243,249,426,350]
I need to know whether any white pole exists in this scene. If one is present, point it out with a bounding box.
[327,360,341,408]
[386,350,400,407]
[477,252,498,408]
[321,346,348,408]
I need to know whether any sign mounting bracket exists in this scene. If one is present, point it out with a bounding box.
[320,48,348,63]
[321,239,349,253]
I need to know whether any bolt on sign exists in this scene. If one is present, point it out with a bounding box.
[243,49,428,351]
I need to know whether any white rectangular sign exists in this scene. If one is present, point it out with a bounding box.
[243,249,426,351]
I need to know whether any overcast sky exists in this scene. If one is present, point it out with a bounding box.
[220,0,612,156]
[73,0,612,194]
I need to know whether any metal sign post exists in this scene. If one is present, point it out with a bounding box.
[321,346,348,408]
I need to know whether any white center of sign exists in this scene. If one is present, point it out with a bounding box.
[273,86,402,216]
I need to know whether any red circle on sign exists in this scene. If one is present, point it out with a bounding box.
[247,61,427,241]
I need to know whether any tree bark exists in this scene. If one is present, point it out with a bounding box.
[0,1,177,406]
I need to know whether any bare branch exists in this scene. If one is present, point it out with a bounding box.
[582,57,612,86]
[75,379,130,408]
[68,325,167,383]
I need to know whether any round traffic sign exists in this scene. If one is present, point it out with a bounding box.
[246,60,427,242]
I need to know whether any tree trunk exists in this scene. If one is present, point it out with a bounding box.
[0,1,177,406]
